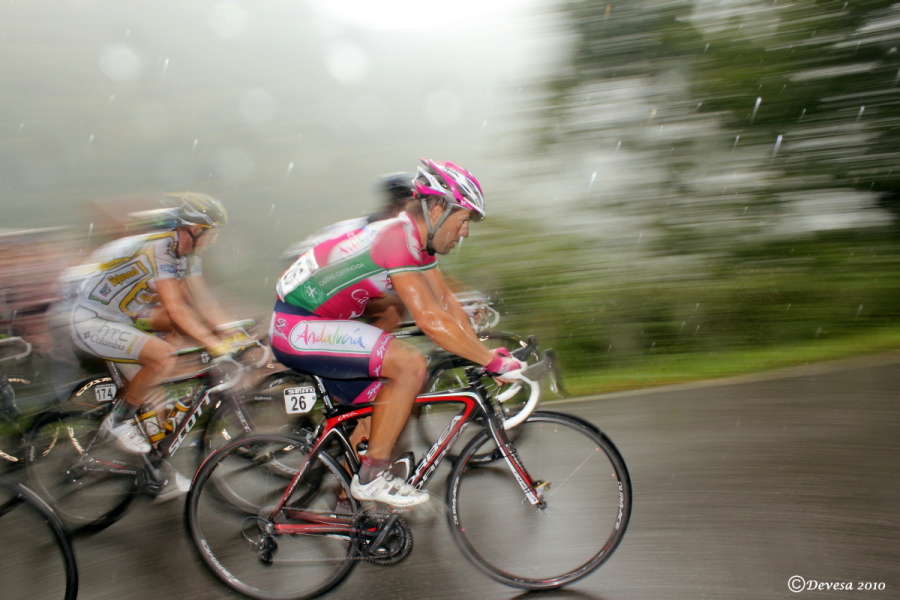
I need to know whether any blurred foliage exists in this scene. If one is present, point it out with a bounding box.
[451,223,900,374]
[460,0,900,380]
[541,0,900,229]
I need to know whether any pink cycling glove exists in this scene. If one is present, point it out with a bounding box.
[484,347,525,376]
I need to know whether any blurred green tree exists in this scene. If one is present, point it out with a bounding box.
[541,0,900,232]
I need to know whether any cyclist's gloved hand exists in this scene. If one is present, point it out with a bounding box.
[222,331,252,349]
[208,340,232,358]
[484,347,524,382]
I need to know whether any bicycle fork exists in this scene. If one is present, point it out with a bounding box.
[483,413,548,508]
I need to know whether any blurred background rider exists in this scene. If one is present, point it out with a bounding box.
[68,193,242,475]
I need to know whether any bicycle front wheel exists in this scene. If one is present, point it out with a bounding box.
[24,409,138,533]
[187,434,358,600]
[446,411,631,590]
[0,476,78,600]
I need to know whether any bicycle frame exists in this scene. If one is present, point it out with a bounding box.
[265,367,549,536]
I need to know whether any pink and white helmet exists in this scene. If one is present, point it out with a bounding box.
[414,159,485,221]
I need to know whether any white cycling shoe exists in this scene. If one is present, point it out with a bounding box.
[350,472,429,508]
[153,471,191,504]
[101,414,152,454]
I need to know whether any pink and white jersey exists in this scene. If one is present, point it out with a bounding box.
[276,212,436,319]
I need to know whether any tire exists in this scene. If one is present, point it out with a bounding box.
[187,433,358,600]
[201,373,319,512]
[0,476,79,600]
[24,408,139,534]
[417,331,540,464]
[446,411,631,590]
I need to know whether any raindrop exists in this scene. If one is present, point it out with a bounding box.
[99,43,143,82]
[109,94,115,104]
[749,97,761,123]
[161,58,169,80]
[589,172,596,191]
[772,134,783,157]
[325,41,369,85]
[856,106,865,121]
[270,203,275,215]
[815,327,822,338]
[733,135,740,150]
[703,43,709,55]
[856,304,863,317]
[786,303,791,313]
[18,123,24,131]
[192,139,199,154]
[615,141,621,153]
[87,134,95,146]
[286,162,294,178]
[798,108,806,122]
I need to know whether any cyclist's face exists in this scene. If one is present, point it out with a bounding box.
[433,208,472,254]
[176,226,206,256]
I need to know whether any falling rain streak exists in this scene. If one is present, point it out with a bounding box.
[749,97,762,123]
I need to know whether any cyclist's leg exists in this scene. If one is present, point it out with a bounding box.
[123,336,175,408]
[270,312,428,506]
[364,338,426,463]
[71,308,175,451]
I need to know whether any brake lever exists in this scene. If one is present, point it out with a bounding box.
[512,335,538,362]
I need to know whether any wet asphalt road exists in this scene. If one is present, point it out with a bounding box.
[3,353,899,600]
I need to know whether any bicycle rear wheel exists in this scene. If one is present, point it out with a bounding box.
[446,411,631,590]
[0,476,78,600]
[24,409,138,533]
[187,434,358,600]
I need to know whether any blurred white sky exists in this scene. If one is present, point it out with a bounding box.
[0,0,563,292]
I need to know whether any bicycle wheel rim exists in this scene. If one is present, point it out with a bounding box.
[24,410,138,532]
[446,411,632,589]
[0,477,79,600]
[187,434,357,600]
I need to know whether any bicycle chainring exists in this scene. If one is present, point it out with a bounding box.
[352,514,413,566]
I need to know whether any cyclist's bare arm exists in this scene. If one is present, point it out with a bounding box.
[156,277,222,350]
[390,270,494,367]
[422,267,481,342]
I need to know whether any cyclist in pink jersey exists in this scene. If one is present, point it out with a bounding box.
[271,159,524,507]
